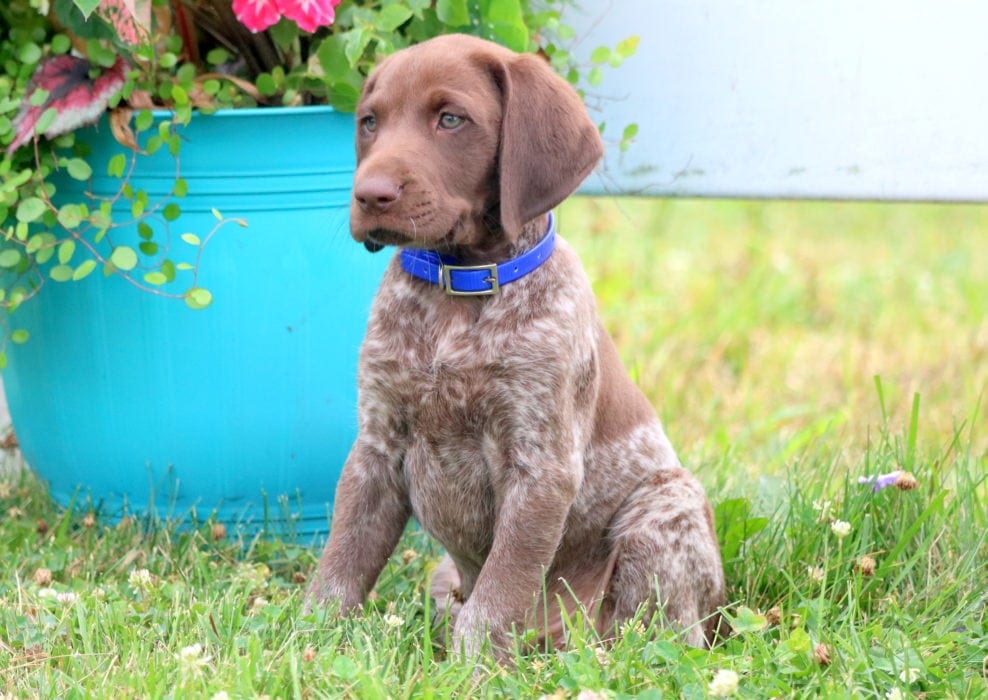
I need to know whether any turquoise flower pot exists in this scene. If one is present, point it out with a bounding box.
[3,106,386,538]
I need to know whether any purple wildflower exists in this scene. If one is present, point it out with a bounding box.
[858,470,903,492]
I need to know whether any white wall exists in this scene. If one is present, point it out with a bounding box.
[570,1,988,200]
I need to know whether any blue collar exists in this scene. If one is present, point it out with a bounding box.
[398,213,556,296]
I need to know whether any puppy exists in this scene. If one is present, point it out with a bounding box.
[306,33,725,658]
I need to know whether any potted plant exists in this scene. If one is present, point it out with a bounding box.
[0,0,636,537]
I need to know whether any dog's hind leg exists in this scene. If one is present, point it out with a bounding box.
[600,467,726,647]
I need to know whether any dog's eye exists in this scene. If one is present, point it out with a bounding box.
[360,115,377,132]
[438,113,464,130]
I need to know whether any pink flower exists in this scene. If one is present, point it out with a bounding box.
[233,0,340,34]
[279,0,340,33]
[232,0,282,33]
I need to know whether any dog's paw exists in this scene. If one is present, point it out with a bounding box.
[301,578,361,618]
[300,590,333,617]
[450,603,491,659]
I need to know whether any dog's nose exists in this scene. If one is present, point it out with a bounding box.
[354,176,401,214]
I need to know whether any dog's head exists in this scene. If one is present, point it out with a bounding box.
[349,33,603,253]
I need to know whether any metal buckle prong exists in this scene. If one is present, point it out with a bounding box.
[440,262,500,296]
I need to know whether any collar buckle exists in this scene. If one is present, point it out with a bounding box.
[440,262,500,296]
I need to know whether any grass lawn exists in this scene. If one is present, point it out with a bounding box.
[1,198,985,698]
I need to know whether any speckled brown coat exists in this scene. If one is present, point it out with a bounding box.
[305,33,725,658]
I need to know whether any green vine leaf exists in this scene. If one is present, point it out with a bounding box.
[184,287,213,310]
[35,247,56,266]
[590,46,611,64]
[107,154,127,178]
[616,35,640,58]
[73,259,98,280]
[26,235,46,255]
[110,246,139,271]
[620,123,639,152]
[17,43,42,64]
[135,110,154,131]
[50,265,74,282]
[51,34,72,55]
[65,158,93,181]
[143,271,168,285]
[161,259,176,282]
[34,107,58,135]
[58,240,76,264]
[15,197,46,223]
[28,89,49,107]
[163,203,181,221]
[0,250,22,268]
[57,204,84,229]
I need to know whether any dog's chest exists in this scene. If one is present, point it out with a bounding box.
[372,287,554,424]
[366,287,565,556]
[397,302,529,451]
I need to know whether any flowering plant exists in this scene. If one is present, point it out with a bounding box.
[0,0,635,357]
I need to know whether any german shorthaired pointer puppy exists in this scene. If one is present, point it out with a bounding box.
[306,33,725,659]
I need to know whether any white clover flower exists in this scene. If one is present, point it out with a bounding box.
[179,643,204,660]
[55,591,79,605]
[210,692,230,700]
[807,566,826,582]
[708,669,739,697]
[831,520,852,538]
[899,667,922,683]
[128,568,155,592]
[234,563,270,588]
[383,613,403,629]
[37,587,58,599]
[575,690,610,700]
[176,643,210,673]
[885,688,905,700]
[619,618,647,636]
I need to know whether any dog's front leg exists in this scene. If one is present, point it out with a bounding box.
[452,464,579,659]
[305,440,410,613]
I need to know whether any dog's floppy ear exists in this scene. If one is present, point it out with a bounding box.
[492,53,604,241]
